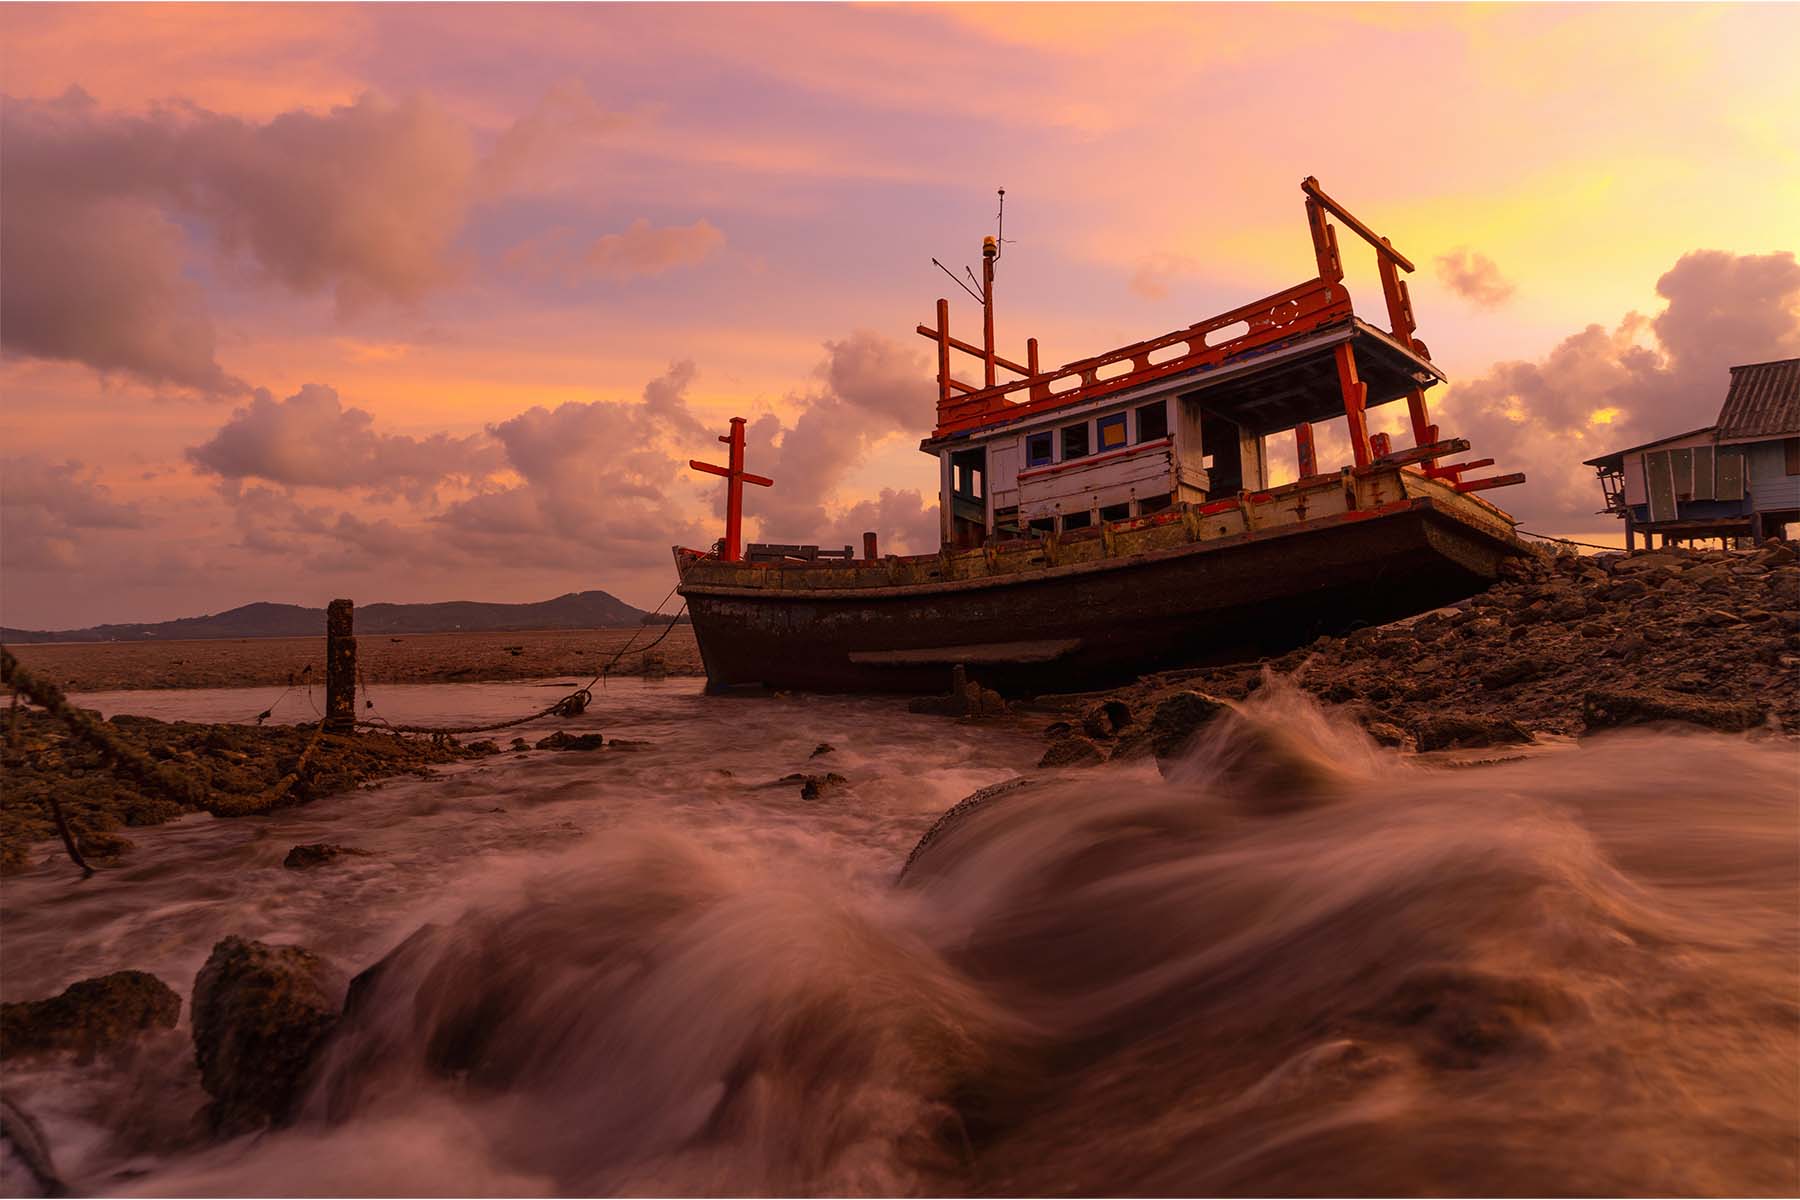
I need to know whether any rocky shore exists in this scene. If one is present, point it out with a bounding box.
[0,711,486,875]
[1026,540,1798,765]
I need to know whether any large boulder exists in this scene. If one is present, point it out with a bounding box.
[0,970,180,1061]
[190,937,339,1134]
[1582,688,1767,734]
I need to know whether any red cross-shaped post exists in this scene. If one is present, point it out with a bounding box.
[689,417,773,562]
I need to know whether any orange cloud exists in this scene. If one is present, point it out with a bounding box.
[504,219,726,284]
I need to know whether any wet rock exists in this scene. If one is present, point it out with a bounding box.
[73,828,134,863]
[1480,655,1554,691]
[809,742,836,758]
[799,772,848,800]
[1582,688,1766,734]
[509,737,530,752]
[900,778,1033,884]
[1038,735,1104,768]
[191,937,339,1134]
[282,843,369,870]
[908,681,1008,719]
[533,731,605,751]
[1148,691,1233,763]
[1411,714,1535,752]
[1042,720,1074,739]
[0,970,180,1061]
[464,739,500,756]
[1363,721,1415,751]
[777,771,848,799]
[1080,699,1133,739]
[1371,967,1576,1070]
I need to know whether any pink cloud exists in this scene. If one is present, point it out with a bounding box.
[187,383,500,496]
[1437,249,1800,528]
[1435,248,1517,308]
[1,455,150,570]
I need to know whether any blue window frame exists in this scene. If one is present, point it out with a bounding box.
[1097,413,1128,451]
[1026,431,1054,467]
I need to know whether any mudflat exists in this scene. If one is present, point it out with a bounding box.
[6,626,702,692]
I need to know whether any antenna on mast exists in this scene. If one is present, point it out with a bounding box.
[995,187,1007,261]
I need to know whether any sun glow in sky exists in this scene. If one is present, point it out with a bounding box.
[3,2,1797,628]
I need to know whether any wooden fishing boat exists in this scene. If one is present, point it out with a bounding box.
[675,178,1527,694]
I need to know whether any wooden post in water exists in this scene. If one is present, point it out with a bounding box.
[325,599,356,734]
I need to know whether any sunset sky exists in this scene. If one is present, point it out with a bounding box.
[4,2,1798,629]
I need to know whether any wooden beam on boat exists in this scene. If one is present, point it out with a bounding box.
[848,638,1081,666]
[1425,459,1494,477]
[1454,472,1527,494]
[916,325,1032,378]
[1368,437,1470,470]
[1301,177,1416,271]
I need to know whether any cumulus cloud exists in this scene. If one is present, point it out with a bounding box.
[187,384,501,496]
[434,361,714,567]
[750,331,936,545]
[1435,249,1800,528]
[3,85,485,392]
[1129,252,1197,301]
[504,218,726,284]
[1435,248,1517,307]
[480,79,630,193]
[824,487,939,555]
[1,455,149,570]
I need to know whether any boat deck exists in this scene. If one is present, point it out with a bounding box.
[676,460,1518,600]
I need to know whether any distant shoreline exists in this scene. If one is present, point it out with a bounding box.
[6,626,704,693]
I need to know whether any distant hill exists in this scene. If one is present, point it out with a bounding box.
[1,591,650,644]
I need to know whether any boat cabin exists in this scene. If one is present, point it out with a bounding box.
[918,177,1518,550]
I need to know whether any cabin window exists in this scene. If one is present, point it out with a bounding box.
[1097,413,1128,451]
[1100,502,1130,522]
[1138,493,1173,515]
[1026,431,1054,468]
[1028,517,1056,534]
[1137,402,1169,442]
[1061,423,1090,460]
[1062,511,1092,531]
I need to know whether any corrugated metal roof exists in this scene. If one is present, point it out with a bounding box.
[1714,357,1800,439]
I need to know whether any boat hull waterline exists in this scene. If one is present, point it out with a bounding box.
[676,494,1525,695]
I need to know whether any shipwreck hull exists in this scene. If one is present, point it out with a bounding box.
[677,486,1525,695]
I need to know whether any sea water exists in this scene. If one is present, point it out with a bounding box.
[1,679,1794,1196]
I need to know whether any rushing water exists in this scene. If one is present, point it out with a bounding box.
[2,679,1796,1196]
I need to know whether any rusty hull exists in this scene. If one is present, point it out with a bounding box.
[675,468,1526,695]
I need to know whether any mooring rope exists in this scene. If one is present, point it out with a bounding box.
[352,589,688,736]
[1515,529,1625,553]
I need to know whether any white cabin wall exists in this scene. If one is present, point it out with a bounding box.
[1172,396,1210,501]
[1240,429,1268,491]
[937,452,953,544]
[988,437,1022,519]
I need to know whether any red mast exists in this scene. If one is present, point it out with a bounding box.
[689,417,773,562]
